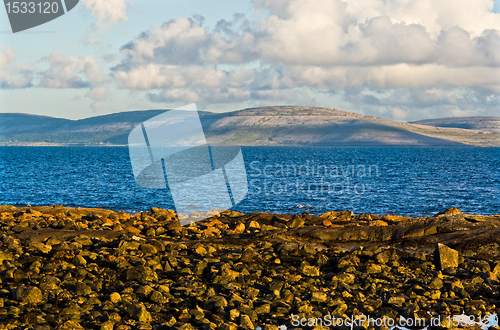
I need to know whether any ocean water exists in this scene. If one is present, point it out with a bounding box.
[0,146,499,216]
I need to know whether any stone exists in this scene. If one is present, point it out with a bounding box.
[289,215,305,229]
[140,243,158,254]
[436,208,463,216]
[300,264,320,277]
[333,273,355,285]
[100,322,114,330]
[13,286,43,305]
[57,321,84,330]
[240,314,254,329]
[233,223,246,234]
[73,255,87,266]
[388,296,405,307]
[366,264,382,273]
[0,250,14,263]
[109,292,121,303]
[311,291,328,302]
[125,226,142,235]
[133,304,152,322]
[429,277,444,290]
[435,243,459,270]
[194,245,207,256]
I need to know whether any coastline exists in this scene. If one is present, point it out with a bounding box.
[1,205,500,328]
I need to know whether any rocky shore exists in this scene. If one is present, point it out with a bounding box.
[0,205,500,330]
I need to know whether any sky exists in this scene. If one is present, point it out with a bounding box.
[0,0,499,121]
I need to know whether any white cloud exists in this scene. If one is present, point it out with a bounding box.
[40,53,109,88]
[0,46,33,89]
[86,85,110,101]
[5,0,500,120]
[39,53,112,111]
[81,0,128,30]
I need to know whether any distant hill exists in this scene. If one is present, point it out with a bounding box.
[1,106,500,146]
[411,117,500,133]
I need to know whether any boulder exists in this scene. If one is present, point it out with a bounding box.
[434,243,459,270]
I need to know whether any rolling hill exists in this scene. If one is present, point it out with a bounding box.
[411,117,500,133]
[1,106,499,146]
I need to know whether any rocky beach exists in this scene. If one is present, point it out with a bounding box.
[0,205,499,330]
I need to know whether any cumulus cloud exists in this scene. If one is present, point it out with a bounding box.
[40,53,109,88]
[86,85,110,101]
[81,0,128,30]
[39,53,111,110]
[0,46,34,89]
[112,0,500,116]
[7,0,499,119]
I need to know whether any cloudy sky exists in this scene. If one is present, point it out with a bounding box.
[1,0,499,121]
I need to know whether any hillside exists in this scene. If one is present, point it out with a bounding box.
[1,106,500,146]
[411,117,500,133]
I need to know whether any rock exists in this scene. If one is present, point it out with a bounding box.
[254,304,270,314]
[40,275,62,293]
[109,292,121,303]
[369,220,388,226]
[73,255,87,266]
[383,214,406,221]
[31,242,52,254]
[194,245,207,256]
[435,243,459,270]
[0,250,14,263]
[126,266,158,282]
[436,208,463,216]
[100,322,114,330]
[125,226,142,235]
[150,290,167,304]
[13,286,43,305]
[429,277,444,290]
[388,296,405,307]
[300,263,320,277]
[311,291,328,302]
[119,240,140,250]
[240,314,254,329]
[320,211,337,218]
[132,304,152,322]
[366,264,382,273]
[140,243,158,254]
[75,282,92,295]
[332,273,355,285]
[3,205,500,328]
[322,219,332,227]
[57,321,85,330]
[289,215,305,229]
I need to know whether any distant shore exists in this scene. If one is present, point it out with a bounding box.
[1,205,499,328]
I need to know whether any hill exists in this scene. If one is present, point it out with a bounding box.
[1,106,500,146]
[411,117,500,133]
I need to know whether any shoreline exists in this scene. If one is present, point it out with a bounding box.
[1,205,500,328]
[1,144,498,148]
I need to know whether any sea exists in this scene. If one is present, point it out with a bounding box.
[1,146,499,216]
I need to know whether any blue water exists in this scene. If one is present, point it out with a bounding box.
[0,146,499,216]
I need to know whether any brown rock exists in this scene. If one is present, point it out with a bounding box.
[435,243,459,270]
[125,226,141,235]
[436,208,463,216]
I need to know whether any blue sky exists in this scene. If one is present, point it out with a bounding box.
[1,0,499,121]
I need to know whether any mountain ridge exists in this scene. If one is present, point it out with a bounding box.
[1,106,499,147]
